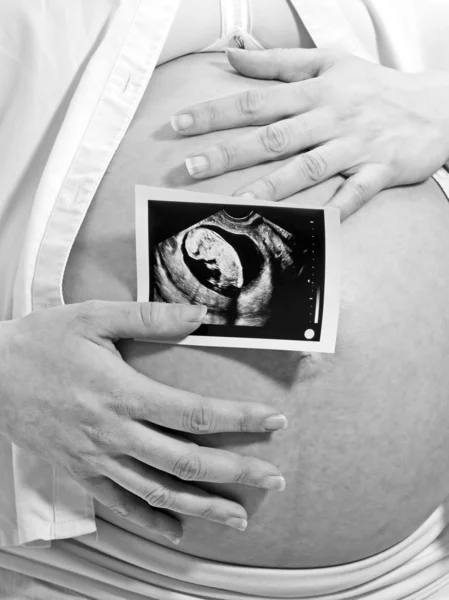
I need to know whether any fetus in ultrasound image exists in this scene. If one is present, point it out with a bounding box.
[153,210,299,327]
[152,207,314,331]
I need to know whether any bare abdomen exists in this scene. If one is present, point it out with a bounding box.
[63,53,449,567]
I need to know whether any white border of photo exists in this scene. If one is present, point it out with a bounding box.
[135,185,341,353]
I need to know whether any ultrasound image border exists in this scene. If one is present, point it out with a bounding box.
[135,185,341,353]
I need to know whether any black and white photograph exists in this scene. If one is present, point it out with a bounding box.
[136,185,341,352]
[5,2,449,597]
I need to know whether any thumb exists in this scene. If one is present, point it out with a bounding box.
[226,48,330,83]
[77,301,208,342]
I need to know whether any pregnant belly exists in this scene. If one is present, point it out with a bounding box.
[63,53,449,567]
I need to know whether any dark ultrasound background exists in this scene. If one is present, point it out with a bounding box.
[147,199,326,342]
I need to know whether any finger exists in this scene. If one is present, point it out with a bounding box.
[113,373,288,433]
[81,474,183,544]
[121,421,286,491]
[225,48,334,83]
[170,79,319,135]
[74,300,207,342]
[232,140,358,201]
[103,456,249,531]
[326,164,392,220]
[185,110,333,179]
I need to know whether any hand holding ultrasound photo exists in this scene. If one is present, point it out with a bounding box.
[136,186,341,352]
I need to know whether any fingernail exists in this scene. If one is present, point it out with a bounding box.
[178,304,208,322]
[235,192,256,199]
[226,517,248,531]
[185,156,209,177]
[171,114,194,132]
[262,415,288,431]
[164,533,181,545]
[263,475,286,492]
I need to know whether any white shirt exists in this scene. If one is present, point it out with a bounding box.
[1,0,449,551]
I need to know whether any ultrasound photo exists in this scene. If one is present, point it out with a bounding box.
[136,186,341,352]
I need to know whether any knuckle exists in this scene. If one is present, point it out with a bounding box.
[300,151,327,182]
[108,495,134,519]
[218,143,237,170]
[172,453,205,481]
[81,473,107,489]
[336,99,361,122]
[233,456,259,484]
[238,89,266,119]
[140,302,163,331]
[183,402,214,434]
[235,406,252,432]
[198,506,216,521]
[74,299,105,328]
[273,48,289,77]
[233,461,248,484]
[260,124,289,154]
[208,103,222,124]
[261,174,282,199]
[87,424,113,448]
[144,486,173,509]
[350,180,370,206]
[199,102,221,127]
[77,450,106,477]
[109,390,131,418]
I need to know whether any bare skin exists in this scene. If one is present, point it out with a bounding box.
[175,48,449,218]
[64,52,449,568]
[0,301,293,544]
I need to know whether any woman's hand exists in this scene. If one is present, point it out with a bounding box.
[171,48,449,220]
[0,301,287,544]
